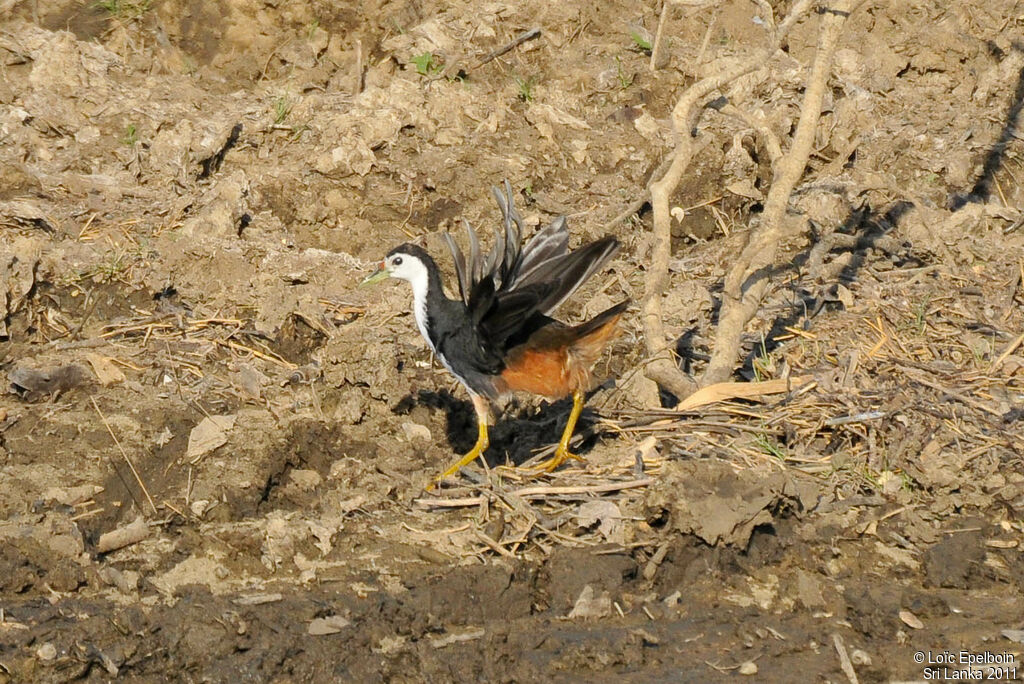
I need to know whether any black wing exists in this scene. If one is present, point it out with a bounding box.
[444,181,620,352]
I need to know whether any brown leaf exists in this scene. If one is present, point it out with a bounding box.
[899,609,924,629]
[675,376,813,412]
[187,414,237,463]
[86,353,126,386]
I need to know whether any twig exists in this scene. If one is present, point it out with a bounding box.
[475,530,517,559]
[214,338,297,369]
[260,38,292,82]
[650,1,671,71]
[600,153,675,232]
[825,411,885,427]
[904,372,1003,418]
[832,633,859,684]
[414,479,654,510]
[718,102,782,165]
[415,496,488,509]
[703,0,856,384]
[990,331,1024,372]
[473,28,541,69]
[511,478,654,498]
[96,515,150,553]
[351,38,364,96]
[643,541,670,580]
[90,397,158,515]
[694,7,718,67]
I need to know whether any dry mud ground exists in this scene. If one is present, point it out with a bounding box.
[2,0,1024,681]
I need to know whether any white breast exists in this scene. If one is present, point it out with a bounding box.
[405,261,435,353]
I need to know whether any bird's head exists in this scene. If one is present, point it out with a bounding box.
[361,243,431,287]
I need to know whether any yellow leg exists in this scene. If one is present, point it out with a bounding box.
[433,395,490,485]
[535,390,586,473]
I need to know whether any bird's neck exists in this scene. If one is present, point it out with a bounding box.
[408,253,449,350]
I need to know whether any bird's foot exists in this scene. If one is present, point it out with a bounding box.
[429,442,487,490]
[534,445,585,474]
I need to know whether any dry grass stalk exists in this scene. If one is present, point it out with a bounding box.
[91,396,158,515]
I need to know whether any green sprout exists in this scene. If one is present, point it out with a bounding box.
[96,0,151,19]
[515,75,537,102]
[754,432,787,460]
[273,96,292,124]
[630,30,652,52]
[120,124,138,146]
[411,52,443,76]
[615,56,634,89]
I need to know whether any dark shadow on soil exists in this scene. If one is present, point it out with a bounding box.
[398,389,602,467]
[671,199,919,383]
[949,40,1024,210]
[665,43,1024,385]
[740,199,918,377]
[744,48,1024,373]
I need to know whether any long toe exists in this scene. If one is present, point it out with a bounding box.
[535,448,584,473]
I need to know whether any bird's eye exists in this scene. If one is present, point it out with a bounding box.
[392,256,403,266]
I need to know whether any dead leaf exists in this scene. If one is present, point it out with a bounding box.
[675,376,812,412]
[187,414,237,463]
[568,585,612,619]
[429,627,485,648]
[1002,629,1024,644]
[86,353,126,386]
[650,460,820,546]
[899,609,924,629]
[308,615,351,635]
[835,284,855,308]
[725,178,764,200]
[576,500,624,544]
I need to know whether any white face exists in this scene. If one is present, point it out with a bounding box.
[382,251,434,351]
[384,252,427,284]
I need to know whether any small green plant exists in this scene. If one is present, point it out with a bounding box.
[913,297,930,335]
[289,124,311,142]
[630,30,652,52]
[411,52,443,77]
[120,124,138,146]
[96,0,150,19]
[273,96,292,124]
[514,75,536,102]
[306,19,320,40]
[614,56,633,89]
[751,333,773,382]
[753,432,786,460]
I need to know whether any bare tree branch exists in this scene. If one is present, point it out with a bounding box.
[718,102,783,166]
[703,0,859,383]
[640,0,815,400]
[650,1,672,71]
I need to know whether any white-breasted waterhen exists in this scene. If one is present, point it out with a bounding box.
[363,181,627,483]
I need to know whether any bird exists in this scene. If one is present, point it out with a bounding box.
[362,181,627,484]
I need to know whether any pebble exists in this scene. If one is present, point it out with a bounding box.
[401,422,431,442]
[739,661,758,675]
[36,643,57,661]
